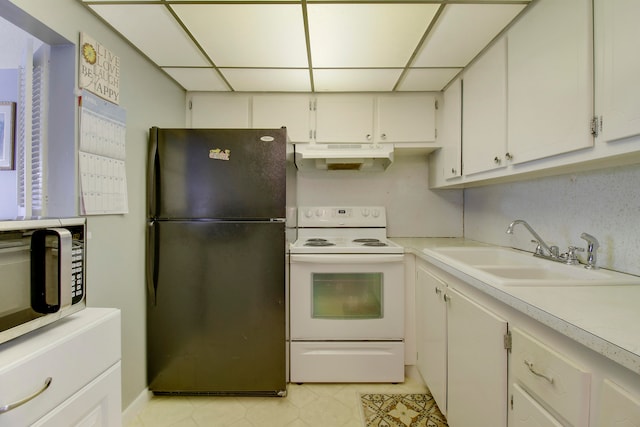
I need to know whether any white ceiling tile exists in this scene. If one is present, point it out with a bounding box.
[162,68,230,91]
[221,68,311,92]
[307,4,439,68]
[398,68,462,92]
[412,4,526,67]
[171,0,300,2]
[313,69,403,92]
[88,5,209,67]
[171,4,308,68]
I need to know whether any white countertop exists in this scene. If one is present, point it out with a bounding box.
[391,237,640,375]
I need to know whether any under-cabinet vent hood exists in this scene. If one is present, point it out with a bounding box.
[294,144,394,171]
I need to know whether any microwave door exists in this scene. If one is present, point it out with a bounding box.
[30,228,73,313]
[0,237,38,333]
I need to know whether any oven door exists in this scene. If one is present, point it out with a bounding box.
[290,253,404,340]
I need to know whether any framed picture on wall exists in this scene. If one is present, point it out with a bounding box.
[0,102,16,171]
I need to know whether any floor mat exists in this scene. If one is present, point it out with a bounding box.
[360,393,448,427]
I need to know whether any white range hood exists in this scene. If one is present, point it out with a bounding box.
[294,143,394,171]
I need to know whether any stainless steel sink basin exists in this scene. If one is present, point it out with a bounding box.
[422,246,640,287]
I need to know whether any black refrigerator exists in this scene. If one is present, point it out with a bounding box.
[146,127,293,396]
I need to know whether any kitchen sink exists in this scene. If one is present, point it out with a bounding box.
[425,246,540,266]
[422,246,640,287]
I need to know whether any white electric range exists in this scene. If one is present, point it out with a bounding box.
[289,206,405,383]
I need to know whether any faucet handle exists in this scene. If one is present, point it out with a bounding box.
[530,240,544,255]
[563,246,584,265]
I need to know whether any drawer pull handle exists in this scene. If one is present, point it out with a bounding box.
[524,360,554,384]
[0,377,52,413]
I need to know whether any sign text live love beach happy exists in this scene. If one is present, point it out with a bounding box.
[79,33,120,105]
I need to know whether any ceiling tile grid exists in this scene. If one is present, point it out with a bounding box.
[81,0,532,93]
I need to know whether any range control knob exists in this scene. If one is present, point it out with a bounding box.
[361,208,370,217]
[372,209,380,218]
[304,209,314,218]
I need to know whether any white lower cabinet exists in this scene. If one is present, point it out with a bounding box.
[32,363,122,427]
[415,263,508,426]
[415,265,447,411]
[510,328,591,427]
[511,383,563,427]
[447,287,508,427]
[0,308,121,427]
[415,254,640,427]
[597,379,640,427]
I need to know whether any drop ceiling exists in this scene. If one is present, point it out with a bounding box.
[79,0,532,93]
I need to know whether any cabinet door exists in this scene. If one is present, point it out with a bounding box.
[447,287,508,427]
[415,266,447,415]
[595,0,640,143]
[377,94,436,143]
[189,93,250,128]
[597,379,640,427]
[463,37,508,175]
[314,94,374,143]
[507,0,593,164]
[32,363,122,427]
[252,94,312,143]
[510,383,563,427]
[440,79,462,180]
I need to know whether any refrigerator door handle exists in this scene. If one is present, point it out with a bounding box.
[146,220,159,305]
[147,127,159,218]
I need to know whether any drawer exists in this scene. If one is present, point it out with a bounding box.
[0,308,120,426]
[596,379,640,427]
[290,341,404,383]
[510,383,563,427]
[511,328,590,426]
[32,362,122,427]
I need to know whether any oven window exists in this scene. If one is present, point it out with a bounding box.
[311,273,383,319]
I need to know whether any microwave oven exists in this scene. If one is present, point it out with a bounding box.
[0,217,86,345]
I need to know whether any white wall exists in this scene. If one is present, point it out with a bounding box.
[7,0,187,409]
[464,162,640,277]
[296,152,464,237]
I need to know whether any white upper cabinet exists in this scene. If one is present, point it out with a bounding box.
[440,78,462,180]
[507,0,593,164]
[313,94,375,143]
[252,94,312,143]
[462,37,508,175]
[376,94,436,143]
[594,0,640,144]
[188,93,250,128]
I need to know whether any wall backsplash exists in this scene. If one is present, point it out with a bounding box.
[464,163,640,277]
[296,153,464,238]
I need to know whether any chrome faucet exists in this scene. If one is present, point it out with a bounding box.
[505,220,558,259]
[580,232,600,269]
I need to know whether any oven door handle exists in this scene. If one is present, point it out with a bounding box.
[290,254,404,264]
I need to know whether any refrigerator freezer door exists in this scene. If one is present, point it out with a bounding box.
[149,128,286,220]
[147,220,286,394]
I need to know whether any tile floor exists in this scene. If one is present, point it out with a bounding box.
[127,368,430,427]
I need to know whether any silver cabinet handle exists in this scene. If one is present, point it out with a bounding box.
[0,377,52,413]
[434,287,442,295]
[443,293,451,303]
[494,156,502,164]
[524,360,554,384]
